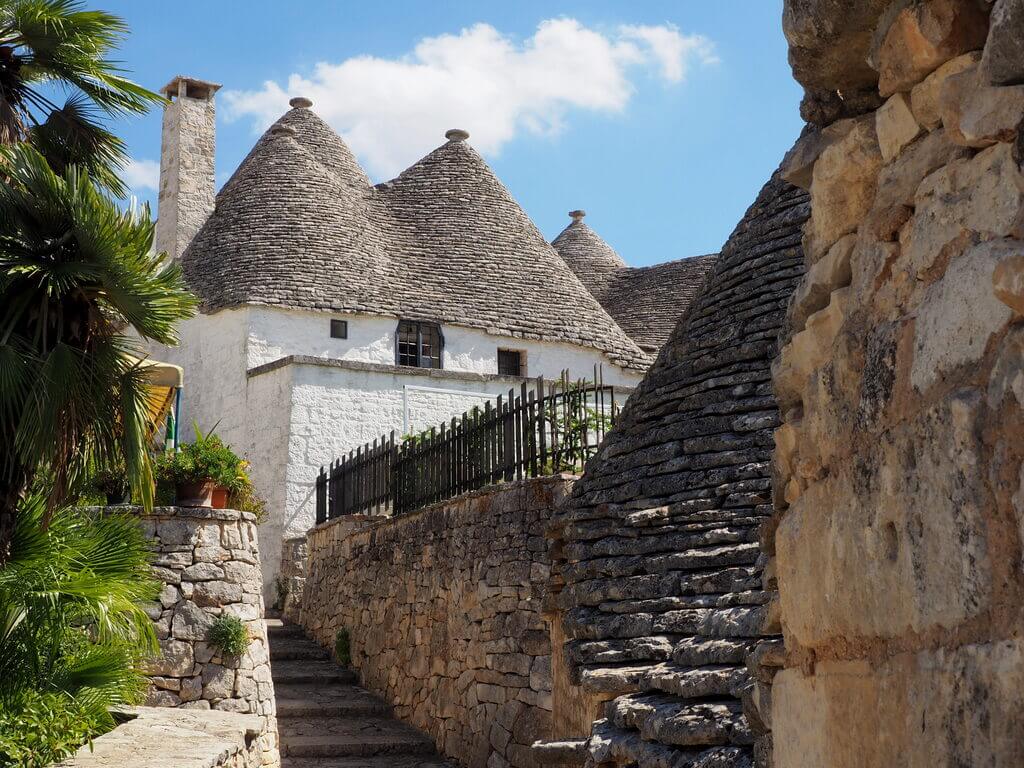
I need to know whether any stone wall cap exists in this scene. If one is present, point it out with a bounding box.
[56,706,264,767]
[445,128,470,141]
[289,96,314,109]
[87,505,257,523]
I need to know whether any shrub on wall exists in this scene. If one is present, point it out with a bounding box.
[207,615,250,659]
[335,629,351,666]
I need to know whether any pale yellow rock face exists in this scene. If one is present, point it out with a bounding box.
[773,5,1024,766]
[774,640,1024,768]
[804,117,883,262]
[910,51,981,129]
[778,391,992,647]
[876,93,922,161]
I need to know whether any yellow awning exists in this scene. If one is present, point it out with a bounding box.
[125,355,184,438]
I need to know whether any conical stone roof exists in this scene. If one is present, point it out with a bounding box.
[180,109,650,371]
[552,216,627,298]
[552,216,718,353]
[548,162,810,767]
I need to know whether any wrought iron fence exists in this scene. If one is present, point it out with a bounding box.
[315,370,619,524]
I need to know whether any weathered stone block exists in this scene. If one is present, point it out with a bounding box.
[910,52,980,129]
[876,0,989,96]
[876,93,922,161]
[939,65,1024,147]
[774,640,1024,767]
[805,116,882,262]
[981,0,1024,86]
[911,239,1016,392]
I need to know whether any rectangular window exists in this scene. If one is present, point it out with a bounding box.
[330,319,348,339]
[396,320,443,369]
[497,349,524,377]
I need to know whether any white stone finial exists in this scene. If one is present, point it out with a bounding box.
[445,128,470,142]
[569,210,586,223]
[290,97,313,109]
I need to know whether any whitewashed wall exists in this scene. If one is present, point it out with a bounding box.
[153,304,645,596]
[244,306,643,388]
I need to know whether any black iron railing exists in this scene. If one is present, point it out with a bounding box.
[315,371,619,523]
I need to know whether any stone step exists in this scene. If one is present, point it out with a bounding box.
[275,684,391,718]
[272,659,358,686]
[267,619,309,639]
[530,738,589,766]
[607,693,752,748]
[637,663,749,699]
[280,715,437,758]
[282,756,453,768]
[271,639,331,661]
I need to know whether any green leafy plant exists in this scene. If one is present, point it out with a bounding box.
[207,615,249,659]
[0,0,164,196]
[334,629,351,666]
[0,689,102,767]
[154,423,266,519]
[0,495,159,761]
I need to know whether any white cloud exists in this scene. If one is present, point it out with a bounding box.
[618,24,718,82]
[222,18,717,179]
[123,158,160,192]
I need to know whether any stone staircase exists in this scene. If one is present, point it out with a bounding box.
[267,619,451,768]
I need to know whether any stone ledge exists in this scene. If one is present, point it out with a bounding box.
[57,707,266,767]
[248,355,638,393]
[92,505,258,523]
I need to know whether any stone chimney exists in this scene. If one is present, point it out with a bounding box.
[155,75,221,260]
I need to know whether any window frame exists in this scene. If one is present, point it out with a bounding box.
[329,318,349,339]
[395,320,444,369]
[497,348,526,377]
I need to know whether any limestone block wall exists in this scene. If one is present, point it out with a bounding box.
[773,1,1024,765]
[300,476,575,768]
[136,506,278,767]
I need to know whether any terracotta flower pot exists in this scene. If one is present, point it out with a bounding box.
[211,487,229,509]
[176,480,222,508]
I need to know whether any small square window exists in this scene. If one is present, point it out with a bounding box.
[330,319,348,339]
[497,349,525,377]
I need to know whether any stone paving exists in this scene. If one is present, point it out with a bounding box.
[268,619,452,768]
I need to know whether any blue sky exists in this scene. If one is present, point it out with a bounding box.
[104,1,801,266]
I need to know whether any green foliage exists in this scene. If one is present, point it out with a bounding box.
[273,577,289,612]
[154,423,266,518]
[334,629,351,666]
[0,0,164,195]
[207,615,249,659]
[0,495,158,760]
[0,688,102,767]
[0,142,198,532]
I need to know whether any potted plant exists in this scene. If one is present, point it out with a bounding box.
[155,424,264,513]
[91,462,131,505]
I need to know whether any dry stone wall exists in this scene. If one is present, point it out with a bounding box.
[543,167,809,768]
[300,477,574,768]
[773,1,1024,765]
[135,506,279,767]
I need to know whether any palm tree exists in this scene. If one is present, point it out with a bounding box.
[0,143,198,562]
[0,0,161,195]
[0,493,158,765]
